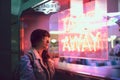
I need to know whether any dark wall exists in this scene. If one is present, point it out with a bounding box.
[107,0,118,13]
[0,0,11,80]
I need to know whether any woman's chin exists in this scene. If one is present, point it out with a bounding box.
[43,47,48,50]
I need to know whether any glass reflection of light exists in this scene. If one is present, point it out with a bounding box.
[51,39,57,43]
[110,35,117,48]
[107,17,118,26]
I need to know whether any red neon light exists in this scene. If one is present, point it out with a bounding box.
[20,27,24,52]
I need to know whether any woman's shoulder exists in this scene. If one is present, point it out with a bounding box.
[21,53,29,58]
[20,53,31,62]
[20,53,34,68]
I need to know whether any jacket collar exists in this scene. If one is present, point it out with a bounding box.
[28,48,42,60]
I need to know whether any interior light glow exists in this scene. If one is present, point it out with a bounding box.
[107,21,117,26]
[110,18,118,22]
[110,35,117,48]
[108,38,111,42]
[106,12,120,17]
[107,17,118,25]
[51,39,57,43]
[50,31,66,34]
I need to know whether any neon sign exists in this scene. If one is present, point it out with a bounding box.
[61,32,107,52]
[58,9,108,60]
[48,0,108,60]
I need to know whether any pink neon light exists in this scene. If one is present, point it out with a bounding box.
[58,9,108,60]
[61,32,107,52]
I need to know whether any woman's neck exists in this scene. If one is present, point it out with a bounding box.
[35,47,43,58]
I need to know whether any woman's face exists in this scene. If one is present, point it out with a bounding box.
[39,36,50,50]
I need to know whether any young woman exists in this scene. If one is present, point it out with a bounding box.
[20,29,55,80]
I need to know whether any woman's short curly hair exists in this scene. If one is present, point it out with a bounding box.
[30,29,50,47]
